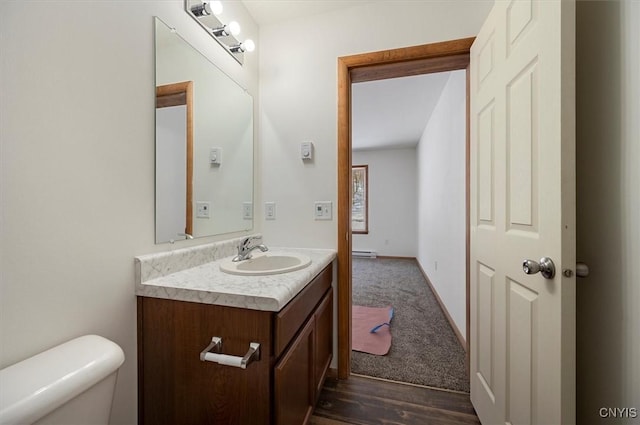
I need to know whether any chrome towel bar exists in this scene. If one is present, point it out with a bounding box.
[199,337,260,369]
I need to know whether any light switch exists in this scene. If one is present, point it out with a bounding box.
[210,147,222,165]
[242,202,253,220]
[196,201,211,218]
[265,202,276,220]
[314,201,332,220]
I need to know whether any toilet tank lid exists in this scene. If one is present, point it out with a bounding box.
[0,335,125,425]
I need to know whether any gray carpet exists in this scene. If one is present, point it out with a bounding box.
[351,257,470,393]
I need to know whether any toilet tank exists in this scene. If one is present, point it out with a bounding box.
[0,335,125,425]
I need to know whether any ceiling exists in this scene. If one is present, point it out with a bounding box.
[352,73,454,151]
[240,1,458,151]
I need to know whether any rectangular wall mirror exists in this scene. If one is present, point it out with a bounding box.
[155,18,254,244]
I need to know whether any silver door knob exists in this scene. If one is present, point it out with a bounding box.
[576,262,589,278]
[523,257,556,279]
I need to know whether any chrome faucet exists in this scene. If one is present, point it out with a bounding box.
[233,236,268,262]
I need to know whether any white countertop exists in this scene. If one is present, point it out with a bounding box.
[135,248,336,311]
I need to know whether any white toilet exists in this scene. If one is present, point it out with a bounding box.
[0,335,125,425]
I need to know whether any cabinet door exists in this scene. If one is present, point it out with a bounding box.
[274,317,315,425]
[313,290,333,400]
[138,297,272,425]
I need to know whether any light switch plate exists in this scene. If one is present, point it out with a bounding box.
[265,202,276,220]
[314,201,332,220]
[196,201,211,218]
[242,202,253,220]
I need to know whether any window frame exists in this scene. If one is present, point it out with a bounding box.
[351,164,369,234]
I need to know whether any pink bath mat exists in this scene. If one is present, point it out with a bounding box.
[351,305,393,355]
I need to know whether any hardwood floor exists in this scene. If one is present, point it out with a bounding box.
[311,375,480,425]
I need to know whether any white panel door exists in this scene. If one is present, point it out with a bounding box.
[470,1,576,424]
[156,105,188,243]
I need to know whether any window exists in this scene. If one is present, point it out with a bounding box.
[352,165,368,234]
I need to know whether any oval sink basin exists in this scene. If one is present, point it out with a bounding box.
[220,253,311,276]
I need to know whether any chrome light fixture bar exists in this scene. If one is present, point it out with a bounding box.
[229,40,255,54]
[190,0,222,17]
[211,21,240,37]
[185,1,255,65]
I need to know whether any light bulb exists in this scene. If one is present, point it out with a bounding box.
[227,21,241,36]
[243,39,255,52]
[230,39,256,54]
[191,2,212,17]
[211,21,241,38]
[210,1,223,15]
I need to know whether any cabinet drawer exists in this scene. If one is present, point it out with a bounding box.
[138,298,272,425]
[274,263,332,357]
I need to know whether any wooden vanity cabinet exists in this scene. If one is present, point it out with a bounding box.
[274,316,315,425]
[137,263,333,425]
[313,290,333,398]
[273,290,333,425]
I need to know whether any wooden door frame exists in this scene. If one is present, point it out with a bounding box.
[337,37,474,379]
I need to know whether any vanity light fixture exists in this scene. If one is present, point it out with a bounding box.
[229,39,255,53]
[211,21,241,37]
[190,1,222,17]
[185,0,255,65]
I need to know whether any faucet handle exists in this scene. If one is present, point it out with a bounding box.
[240,235,261,249]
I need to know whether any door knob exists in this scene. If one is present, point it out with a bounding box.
[523,257,556,279]
[576,262,589,278]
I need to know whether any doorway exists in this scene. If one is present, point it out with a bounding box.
[336,38,474,380]
[155,81,194,241]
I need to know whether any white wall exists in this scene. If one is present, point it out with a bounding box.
[352,148,417,257]
[576,1,640,423]
[416,71,467,339]
[258,1,494,248]
[0,2,258,423]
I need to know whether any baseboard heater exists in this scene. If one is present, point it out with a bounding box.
[352,250,377,258]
